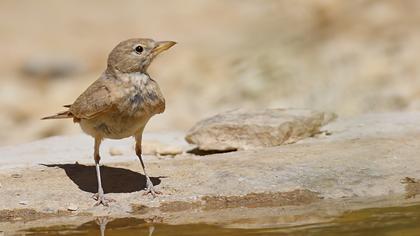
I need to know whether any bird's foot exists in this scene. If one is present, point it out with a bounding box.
[143,178,161,197]
[143,186,161,197]
[95,216,110,225]
[92,193,115,206]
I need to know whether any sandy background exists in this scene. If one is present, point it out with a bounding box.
[0,0,420,145]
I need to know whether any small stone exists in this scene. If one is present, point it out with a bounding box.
[11,174,22,178]
[19,201,28,205]
[143,140,183,156]
[142,140,161,155]
[109,147,123,156]
[67,203,79,211]
[157,145,183,156]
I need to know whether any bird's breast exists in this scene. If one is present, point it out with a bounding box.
[118,73,165,117]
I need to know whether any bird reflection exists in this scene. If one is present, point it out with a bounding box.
[95,217,108,236]
[95,217,154,236]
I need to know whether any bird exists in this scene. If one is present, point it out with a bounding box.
[42,38,176,206]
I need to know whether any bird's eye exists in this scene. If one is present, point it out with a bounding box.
[134,45,144,54]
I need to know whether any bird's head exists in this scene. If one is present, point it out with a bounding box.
[107,38,176,74]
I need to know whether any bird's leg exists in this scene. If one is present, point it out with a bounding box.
[148,225,155,236]
[95,216,110,236]
[92,137,115,206]
[135,133,161,197]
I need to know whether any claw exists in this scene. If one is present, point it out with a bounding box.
[143,187,162,197]
[95,216,110,226]
[92,193,115,206]
[143,177,161,197]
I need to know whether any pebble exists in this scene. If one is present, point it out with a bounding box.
[109,147,123,156]
[19,201,28,205]
[142,141,160,155]
[157,145,183,156]
[67,203,79,211]
[143,140,184,156]
[11,174,22,178]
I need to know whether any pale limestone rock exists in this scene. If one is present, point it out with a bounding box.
[185,109,336,151]
[1,113,420,227]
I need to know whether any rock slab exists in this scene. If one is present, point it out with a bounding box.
[185,108,336,151]
[1,112,420,232]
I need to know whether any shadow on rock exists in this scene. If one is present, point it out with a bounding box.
[42,163,161,194]
[186,148,237,156]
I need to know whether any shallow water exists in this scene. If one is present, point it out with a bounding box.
[21,204,420,236]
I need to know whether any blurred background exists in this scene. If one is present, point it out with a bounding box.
[0,0,420,146]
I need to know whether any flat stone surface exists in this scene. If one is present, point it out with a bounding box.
[1,112,420,232]
[185,108,336,151]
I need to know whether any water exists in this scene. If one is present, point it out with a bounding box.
[19,204,420,236]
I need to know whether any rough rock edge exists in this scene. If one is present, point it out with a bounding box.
[185,109,337,151]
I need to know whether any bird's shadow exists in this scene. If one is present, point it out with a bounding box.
[42,163,162,194]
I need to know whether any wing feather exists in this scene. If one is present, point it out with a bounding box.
[69,79,115,119]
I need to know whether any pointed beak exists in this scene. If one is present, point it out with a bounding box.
[151,41,177,55]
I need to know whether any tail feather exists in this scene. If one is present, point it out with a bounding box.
[41,111,72,120]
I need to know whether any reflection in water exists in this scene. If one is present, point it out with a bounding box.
[23,217,268,236]
[95,217,155,236]
[22,204,420,236]
[95,217,108,236]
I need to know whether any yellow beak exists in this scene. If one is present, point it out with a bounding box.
[152,41,177,55]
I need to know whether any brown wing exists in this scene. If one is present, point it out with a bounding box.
[69,79,115,119]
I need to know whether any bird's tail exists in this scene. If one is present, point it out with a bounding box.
[41,110,72,120]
